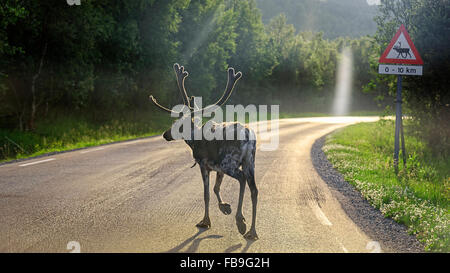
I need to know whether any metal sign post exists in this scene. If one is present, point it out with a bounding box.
[378,24,423,174]
[393,75,405,173]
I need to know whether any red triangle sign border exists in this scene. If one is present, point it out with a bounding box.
[379,24,423,65]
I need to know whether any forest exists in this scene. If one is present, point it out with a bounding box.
[257,0,378,38]
[0,0,448,160]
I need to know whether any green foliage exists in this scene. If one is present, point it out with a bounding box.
[265,17,379,112]
[324,120,449,252]
[373,0,450,156]
[178,1,237,102]
[0,0,27,56]
[256,0,378,39]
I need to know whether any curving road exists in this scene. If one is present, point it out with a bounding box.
[0,116,419,253]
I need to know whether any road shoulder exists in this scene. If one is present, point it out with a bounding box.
[311,135,424,253]
[0,134,160,167]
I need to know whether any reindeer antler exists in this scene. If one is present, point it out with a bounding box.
[148,63,191,114]
[191,67,242,115]
[149,64,242,115]
[174,63,192,109]
[190,96,201,111]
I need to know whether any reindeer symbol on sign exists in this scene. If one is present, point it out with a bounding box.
[393,42,412,59]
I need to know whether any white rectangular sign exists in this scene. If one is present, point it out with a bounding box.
[378,64,422,76]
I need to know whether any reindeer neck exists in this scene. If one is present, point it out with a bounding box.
[184,122,201,150]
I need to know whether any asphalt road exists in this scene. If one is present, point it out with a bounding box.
[0,116,418,253]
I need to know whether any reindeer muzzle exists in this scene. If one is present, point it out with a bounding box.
[163,130,174,141]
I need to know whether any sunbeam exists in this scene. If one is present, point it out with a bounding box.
[332,47,353,116]
[182,5,222,62]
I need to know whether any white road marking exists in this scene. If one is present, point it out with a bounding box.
[19,158,56,167]
[366,241,382,253]
[339,242,349,253]
[121,140,143,145]
[310,202,332,226]
[80,147,105,154]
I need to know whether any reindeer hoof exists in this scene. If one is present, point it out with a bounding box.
[196,219,211,229]
[219,203,232,215]
[244,230,259,240]
[236,217,246,235]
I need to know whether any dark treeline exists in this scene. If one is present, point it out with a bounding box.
[0,0,448,157]
[0,0,379,131]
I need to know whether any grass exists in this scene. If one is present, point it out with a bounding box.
[323,119,449,252]
[0,111,172,163]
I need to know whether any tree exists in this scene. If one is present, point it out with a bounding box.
[374,0,450,154]
[176,0,237,103]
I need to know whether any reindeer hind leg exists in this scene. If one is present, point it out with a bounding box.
[221,160,247,235]
[244,170,258,240]
[243,145,258,240]
[220,143,255,235]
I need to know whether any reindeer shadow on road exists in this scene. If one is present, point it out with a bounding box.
[166,228,256,253]
[224,239,255,253]
[166,228,223,253]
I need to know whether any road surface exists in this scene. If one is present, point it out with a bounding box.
[1,116,417,253]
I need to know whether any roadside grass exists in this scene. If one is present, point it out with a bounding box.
[323,119,449,252]
[0,111,172,163]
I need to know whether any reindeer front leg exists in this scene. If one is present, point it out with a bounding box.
[222,168,247,235]
[196,165,211,229]
[214,172,232,215]
[235,173,247,235]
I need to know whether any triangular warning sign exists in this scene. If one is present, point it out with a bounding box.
[379,24,423,65]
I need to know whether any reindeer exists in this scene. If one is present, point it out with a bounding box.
[149,64,259,240]
[393,42,412,59]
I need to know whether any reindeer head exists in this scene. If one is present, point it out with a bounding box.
[149,63,242,142]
